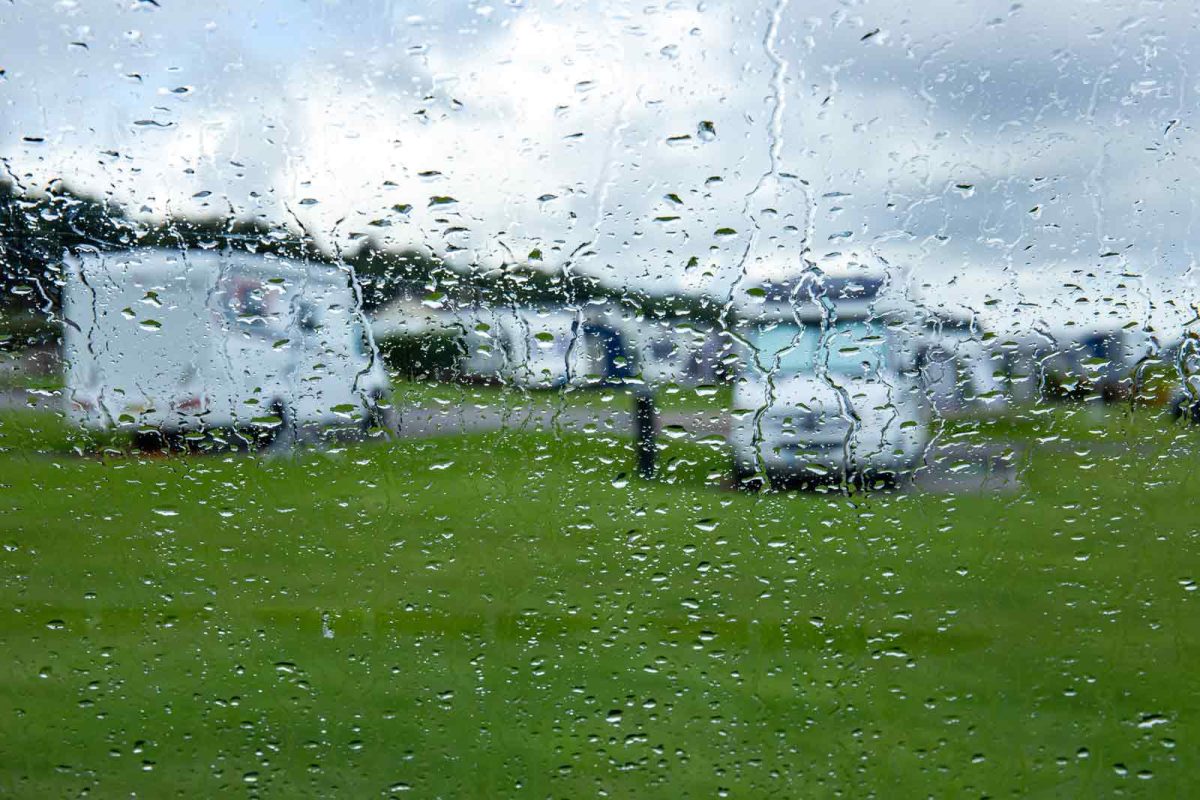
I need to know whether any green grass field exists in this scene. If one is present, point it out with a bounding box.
[389,378,731,414]
[0,403,1198,796]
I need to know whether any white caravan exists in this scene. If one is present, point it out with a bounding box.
[63,247,389,442]
[452,307,508,380]
[916,313,1008,414]
[496,308,588,389]
[626,318,718,388]
[730,254,931,483]
[449,307,588,389]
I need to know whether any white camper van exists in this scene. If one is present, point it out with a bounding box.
[916,313,1008,414]
[730,254,931,484]
[452,307,508,381]
[63,247,390,444]
[450,307,588,389]
[496,309,588,389]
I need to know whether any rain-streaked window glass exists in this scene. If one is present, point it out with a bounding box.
[1,0,1198,795]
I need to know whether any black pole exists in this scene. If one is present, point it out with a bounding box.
[634,387,657,479]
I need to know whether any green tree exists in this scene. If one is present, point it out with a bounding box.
[0,179,129,313]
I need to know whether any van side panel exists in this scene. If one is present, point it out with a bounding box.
[63,249,385,433]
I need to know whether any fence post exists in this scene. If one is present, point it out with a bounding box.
[634,387,657,479]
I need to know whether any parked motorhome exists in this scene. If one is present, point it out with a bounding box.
[1078,326,1155,400]
[496,308,587,389]
[63,247,389,442]
[1031,325,1154,401]
[434,306,591,389]
[729,254,931,483]
[634,319,693,387]
[578,321,635,385]
[450,307,508,380]
[1167,333,1200,420]
[611,313,724,388]
[916,311,1007,414]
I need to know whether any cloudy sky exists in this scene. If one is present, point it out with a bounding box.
[2,0,1198,337]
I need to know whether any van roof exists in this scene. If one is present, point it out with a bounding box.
[731,250,916,321]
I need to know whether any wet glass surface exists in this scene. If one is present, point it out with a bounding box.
[1,0,1199,795]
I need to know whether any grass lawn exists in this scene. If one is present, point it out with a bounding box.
[0,403,1198,796]
[390,378,731,415]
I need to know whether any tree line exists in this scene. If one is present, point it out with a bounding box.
[0,179,722,325]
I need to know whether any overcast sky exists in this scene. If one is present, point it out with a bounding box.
[2,0,1198,338]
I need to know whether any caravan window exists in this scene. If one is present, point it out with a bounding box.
[750,320,886,377]
[220,276,283,336]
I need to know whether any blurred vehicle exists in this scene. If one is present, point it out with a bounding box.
[915,311,1007,414]
[1035,324,1153,402]
[438,306,589,389]
[454,307,509,380]
[634,320,693,387]
[496,308,586,389]
[583,325,634,384]
[1166,334,1200,421]
[63,247,389,444]
[1078,326,1155,401]
[729,253,930,484]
